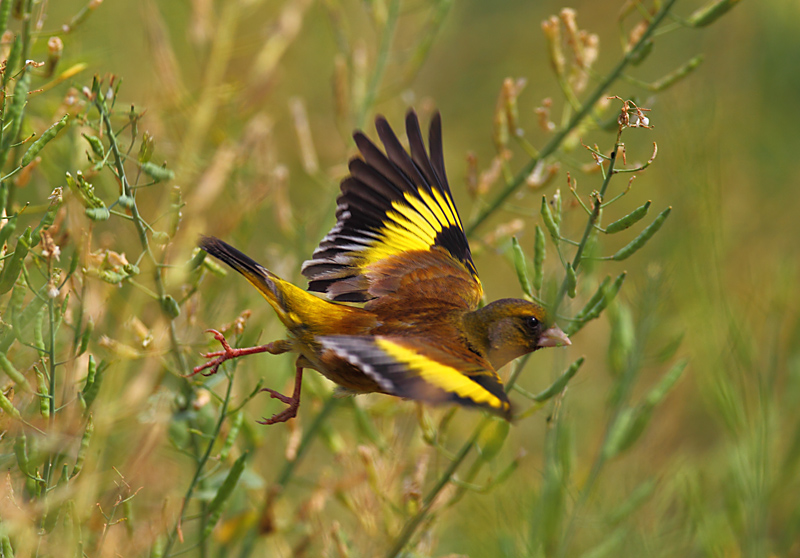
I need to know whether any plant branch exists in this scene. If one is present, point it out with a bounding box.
[465,0,678,237]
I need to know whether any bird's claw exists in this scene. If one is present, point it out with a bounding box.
[257,393,300,425]
[257,367,304,425]
[188,329,237,377]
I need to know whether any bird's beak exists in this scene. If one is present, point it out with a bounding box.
[538,324,571,348]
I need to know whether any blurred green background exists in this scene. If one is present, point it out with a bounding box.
[3,0,800,556]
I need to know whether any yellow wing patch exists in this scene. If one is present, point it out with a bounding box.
[301,111,480,304]
[374,338,506,411]
[319,335,511,418]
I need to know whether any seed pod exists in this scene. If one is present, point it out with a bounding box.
[566,272,627,336]
[81,355,103,412]
[82,133,105,158]
[202,452,248,540]
[66,171,106,209]
[477,418,510,462]
[218,410,243,461]
[565,262,577,298]
[72,415,93,478]
[511,237,532,298]
[688,0,741,27]
[572,276,611,323]
[583,272,626,322]
[644,359,688,408]
[607,300,635,377]
[605,201,651,234]
[33,304,46,352]
[14,432,30,476]
[533,357,584,402]
[650,56,704,92]
[187,247,207,272]
[68,246,81,277]
[0,352,27,389]
[533,225,545,293]
[140,161,175,182]
[603,407,637,459]
[116,195,134,209]
[78,318,94,356]
[611,207,671,261]
[138,131,154,163]
[21,115,69,167]
[0,218,17,247]
[2,69,30,151]
[0,388,21,419]
[540,195,559,243]
[160,295,180,319]
[0,0,12,37]
[84,207,110,221]
[122,263,139,276]
[151,231,169,245]
[3,35,20,86]
[35,366,49,418]
[0,227,31,294]
[202,256,226,277]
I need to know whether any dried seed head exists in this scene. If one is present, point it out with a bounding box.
[541,16,565,77]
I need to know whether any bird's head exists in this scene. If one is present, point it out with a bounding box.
[463,298,570,370]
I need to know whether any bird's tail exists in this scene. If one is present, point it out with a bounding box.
[199,236,302,329]
[199,236,376,337]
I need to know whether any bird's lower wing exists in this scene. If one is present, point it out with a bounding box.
[318,335,511,419]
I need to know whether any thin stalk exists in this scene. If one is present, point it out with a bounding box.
[552,145,619,319]
[384,416,490,558]
[163,372,236,557]
[384,7,670,543]
[384,355,531,558]
[556,278,660,558]
[356,0,399,128]
[94,94,188,376]
[465,0,678,237]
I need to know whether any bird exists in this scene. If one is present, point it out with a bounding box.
[194,109,570,424]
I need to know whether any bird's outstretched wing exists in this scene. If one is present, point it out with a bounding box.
[319,335,511,418]
[301,110,482,309]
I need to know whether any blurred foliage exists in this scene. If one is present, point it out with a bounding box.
[1,0,798,557]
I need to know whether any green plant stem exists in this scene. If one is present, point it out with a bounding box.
[238,398,341,558]
[385,42,640,555]
[163,372,236,557]
[556,278,660,558]
[94,94,188,377]
[384,415,490,558]
[356,0,399,128]
[384,355,532,558]
[551,144,619,319]
[465,0,678,237]
[275,397,339,488]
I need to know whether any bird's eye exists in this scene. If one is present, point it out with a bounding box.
[524,316,540,332]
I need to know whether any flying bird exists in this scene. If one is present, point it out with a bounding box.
[195,110,570,424]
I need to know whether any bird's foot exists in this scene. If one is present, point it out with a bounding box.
[258,367,304,425]
[189,329,288,377]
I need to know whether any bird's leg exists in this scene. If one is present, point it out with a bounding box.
[190,329,291,377]
[258,366,303,425]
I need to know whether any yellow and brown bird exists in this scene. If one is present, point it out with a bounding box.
[195,110,570,424]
